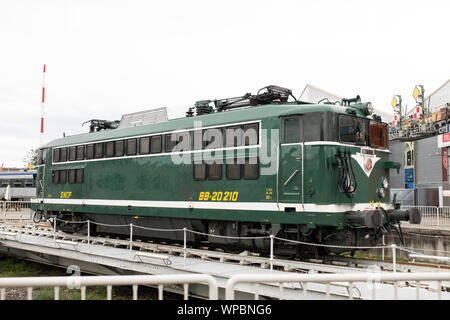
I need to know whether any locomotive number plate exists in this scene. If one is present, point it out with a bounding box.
[198,191,238,201]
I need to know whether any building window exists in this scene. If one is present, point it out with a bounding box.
[243,157,259,179]
[86,144,95,159]
[115,140,124,157]
[76,145,85,160]
[69,147,77,161]
[105,141,114,158]
[139,137,150,154]
[193,163,207,180]
[126,139,137,156]
[151,136,162,153]
[68,169,76,184]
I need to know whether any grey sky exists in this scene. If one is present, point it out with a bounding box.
[1,0,449,167]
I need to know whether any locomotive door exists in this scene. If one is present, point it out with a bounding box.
[279,143,303,203]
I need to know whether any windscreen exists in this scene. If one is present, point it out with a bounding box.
[339,115,368,145]
[369,120,388,149]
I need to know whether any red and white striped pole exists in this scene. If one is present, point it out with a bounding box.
[40,64,46,147]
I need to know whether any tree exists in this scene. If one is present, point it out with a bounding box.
[23,149,38,168]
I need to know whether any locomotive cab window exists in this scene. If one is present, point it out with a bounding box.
[283,116,301,143]
[369,120,388,149]
[39,148,46,164]
[339,115,368,146]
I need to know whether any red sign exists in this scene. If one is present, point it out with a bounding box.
[365,158,373,171]
[443,133,450,143]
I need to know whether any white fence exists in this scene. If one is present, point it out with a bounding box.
[0,274,218,300]
[401,206,450,228]
[0,201,32,223]
[1,272,450,300]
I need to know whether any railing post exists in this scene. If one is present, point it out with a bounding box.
[129,223,133,251]
[270,235,274,271]
[183,227,187,267]
[436,207,440,228]
[382,235,385,261]
[391,244,397,273]
[53,218,57,247]
[87,220,90,245]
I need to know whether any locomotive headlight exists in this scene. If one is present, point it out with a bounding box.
[382,178,389,189]
[378,188,386,198]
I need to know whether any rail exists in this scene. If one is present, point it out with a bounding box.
[225,272,450,300]
[0,274,218,300]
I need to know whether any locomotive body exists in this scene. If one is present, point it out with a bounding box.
[31,87,421,256]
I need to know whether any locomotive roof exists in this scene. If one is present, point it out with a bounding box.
[44,103,366,148]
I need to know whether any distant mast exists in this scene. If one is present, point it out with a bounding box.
[40,64,46,147]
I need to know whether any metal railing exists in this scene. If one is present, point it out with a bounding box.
[225,272,450,300]
[0,274,218,300]
[401,206,450,228]
[0,201,32,223]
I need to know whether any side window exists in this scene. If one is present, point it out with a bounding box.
[52,170,59,184]
[39,149,46,164]
[76,168,84,184]
[303,114,322,141]
[53,148,60,163]
[126,139,137,156]
[204,128,223,149]
[226,160,242,180]
[165,133,177,152]
[192,130,204,150]
[60,148,68,162]
[174,132,191,152]
[105,141,114,158]
[115,140,124,157]
[59,170,67,184]
[94,143,104,158]
[193,162,207,180]
[283,117,301,143]
[208,162,222,180]
[69,147,77,161]
[243,157,259,179]
[243,123,259,146]
[68,169,76,184]
[76,145,85,160]
[139,137,150,154]
[150,136,162,153]
[225,126,243,147]
[86,144,95,159]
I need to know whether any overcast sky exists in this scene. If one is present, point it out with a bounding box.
[1,0,449,167]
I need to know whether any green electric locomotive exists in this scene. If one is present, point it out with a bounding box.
[31,85,421,257]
